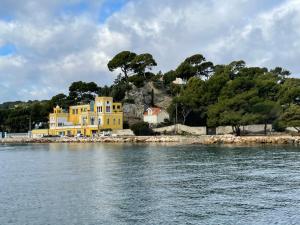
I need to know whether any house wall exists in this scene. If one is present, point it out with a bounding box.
[144,115,158,124]
[157,111,169,123]
[143,110,169,125]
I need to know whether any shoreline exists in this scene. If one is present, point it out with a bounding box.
[1,134,300,145]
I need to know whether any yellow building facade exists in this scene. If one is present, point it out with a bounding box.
[33,96,123,137]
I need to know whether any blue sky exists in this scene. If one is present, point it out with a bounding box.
[0,43,16,56]
[0,0,300,102]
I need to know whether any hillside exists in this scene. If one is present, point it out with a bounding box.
[123,81,173,125]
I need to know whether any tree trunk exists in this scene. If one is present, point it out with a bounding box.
[264,123,267,136]
[233,126,241,136]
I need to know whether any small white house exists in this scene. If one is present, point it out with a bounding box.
[172,78,187,85]
[143,107,170,125]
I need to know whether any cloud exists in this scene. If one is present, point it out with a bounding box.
[0,0,299,102]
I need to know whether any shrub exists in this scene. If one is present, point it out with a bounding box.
[123,121,130,129]
[130,121,154,136]
[128,75,145,88]
[272,119,286,132]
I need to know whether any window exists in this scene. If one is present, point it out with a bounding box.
[98,118,101,125]
[117,105,120,109]
[75,109,78,114]
[107,101,109,104]
[118,119,121,125]
[106,106,110,113]
[72,109,75,114]
[113,105,115,110]
[97,106,103,113]
[91,117,95,125]
[107,118,109,125]
[113,118,116,125]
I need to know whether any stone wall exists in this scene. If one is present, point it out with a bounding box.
[216,126,233,135]
[216,124,272,135]
[5,133,30,138]
[154,124,206,135]
[112,129,135,136]
[286,127,300,133]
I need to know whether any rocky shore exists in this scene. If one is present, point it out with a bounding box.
[1,134,300,145]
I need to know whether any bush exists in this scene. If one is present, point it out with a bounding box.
[272,119,286,132]
[130,121,154,136]
[123,121,130,129]
[128,75,145,88]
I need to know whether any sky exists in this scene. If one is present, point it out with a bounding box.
[0,0,300,102]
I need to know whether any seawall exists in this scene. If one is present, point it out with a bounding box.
[1,135,300,145]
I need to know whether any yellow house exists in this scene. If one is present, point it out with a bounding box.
[32,96,123,137]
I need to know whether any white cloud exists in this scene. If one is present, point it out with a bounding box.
[0,0,300,102]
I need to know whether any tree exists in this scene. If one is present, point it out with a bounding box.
[110,75,131,101]
[252,100,281,135]
[170,86,199,125]
[163,70,176,86]
[107,51,137,80]
[278,78,300,105]
[131,53,157,78]
[50,93,69,109]
[270,67,290,82]
[280,104,300,132]
[69,81,99,104]
[176,54,214,81]
[130,121,154,136]
[207,89,261,136]
[228,60,246,80]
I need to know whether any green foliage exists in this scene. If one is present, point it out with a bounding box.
[107,51,157,81]
[169,83,181,96]
[130,122,154,136]
[107,51,137,79]
[272,119,285,132]
[175,54,214,80]
[280,104,300,132]
[131,53,157,76]
[163,70,176,86]
[69,81,99,104]
[128,74,145,88]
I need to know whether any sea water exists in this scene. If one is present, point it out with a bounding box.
[0,143,300,225]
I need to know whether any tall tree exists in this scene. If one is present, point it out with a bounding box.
[131,53,157,78]
[107,51,137,80]
[280,104,300,132]
[69,81,99,104]
[176,54,214,81]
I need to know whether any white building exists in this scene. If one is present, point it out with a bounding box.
[143,107,170,125]
[172,78,187,85]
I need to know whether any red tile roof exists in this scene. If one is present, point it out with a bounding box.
[144,107,161,116]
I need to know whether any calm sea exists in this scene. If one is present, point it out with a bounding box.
[0,143,300,225]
